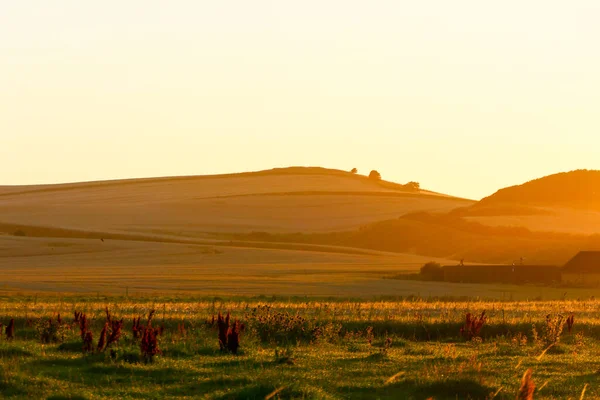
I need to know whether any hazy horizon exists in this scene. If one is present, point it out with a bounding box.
[3,1,600,199]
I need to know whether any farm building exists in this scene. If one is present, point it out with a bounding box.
[562,251,600,286]
[443,264,561,284]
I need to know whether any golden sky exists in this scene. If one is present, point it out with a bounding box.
[1,1,599,199]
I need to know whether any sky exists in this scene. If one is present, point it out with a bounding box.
[1,1,599,200]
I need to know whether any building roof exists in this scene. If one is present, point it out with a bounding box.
[562,251,600,273]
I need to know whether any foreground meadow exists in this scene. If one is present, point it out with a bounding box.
[0,296,598,399]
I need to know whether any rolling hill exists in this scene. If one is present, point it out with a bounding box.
[0,167,473,295]
[7,166,600,293]
[329,170,600,263]
[463,170,600,235]
[222,169,600,265]
[0,167,472,237]
[312,212,600,265]
[477,170,600,210]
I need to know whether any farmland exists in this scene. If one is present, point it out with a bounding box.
[5,167,600,269]
[0,236,461,297]
[0,168,471,236]
[2,168,600,398]
[0,296,598,399]
[2,236,599,301]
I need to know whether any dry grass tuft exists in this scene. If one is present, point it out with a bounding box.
[517,369,535,400]
[536,343,555,361]
[265,386,287,400]
[490,387,503,399]
[37,316,68,343]
[580,383,589,400]
[384,371,405,385]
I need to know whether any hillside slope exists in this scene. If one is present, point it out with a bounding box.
[233,169,600,264]
[335,213,600,265]
[476,170,600,210]
[460,170,600,235]
[234,212,600,265]
[0,167,472,236]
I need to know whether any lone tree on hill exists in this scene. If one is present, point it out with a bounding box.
[350,168,358,174]
[369,170,381,181]
[405,181,420,191]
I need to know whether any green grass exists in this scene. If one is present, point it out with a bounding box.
[0,296,597,399]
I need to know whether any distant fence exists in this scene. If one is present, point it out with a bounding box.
[443,265,561,284]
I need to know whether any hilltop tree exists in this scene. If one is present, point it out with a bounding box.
[350,168,358,174]
[369,170,381,181]
[405,181,420,191]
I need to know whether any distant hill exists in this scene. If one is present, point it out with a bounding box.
[5,166,600,269]
[0,167,472,236]
[476,170,600,210]
[453,170,600,236]
[218,168,600,264]
[328,169,600,262]
[231,211,600,265]
[319,169,600,262]
[0,167,445,197]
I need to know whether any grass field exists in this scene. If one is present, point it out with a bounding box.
[3,237,599,301]
[0,236,461,297]
[0,296,598,399]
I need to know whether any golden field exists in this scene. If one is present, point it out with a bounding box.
[0,168,471,235]
[0,236,459,296]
